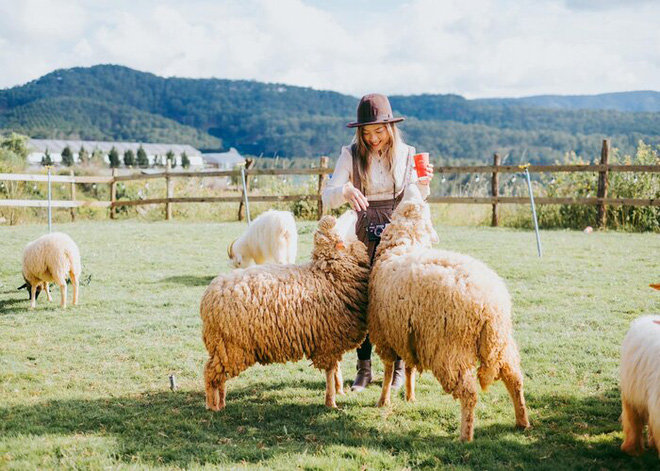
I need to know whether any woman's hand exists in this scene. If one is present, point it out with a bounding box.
[418,163,434,186]
[342,182,369,211]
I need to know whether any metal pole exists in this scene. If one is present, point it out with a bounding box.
[240,165,251,225]
[521,165,542,257]
[47,166,52,233]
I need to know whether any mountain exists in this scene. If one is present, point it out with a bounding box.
[475,91,660,113]
[1,64,659,163]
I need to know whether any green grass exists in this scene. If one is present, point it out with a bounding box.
[1,220,659,470]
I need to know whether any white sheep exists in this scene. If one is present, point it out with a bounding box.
[228,210,298,268]
[201,216,370,410]
[620,289,660,457]
[368,185,530,441]
[20,232,82,309]
[333,209,358,244]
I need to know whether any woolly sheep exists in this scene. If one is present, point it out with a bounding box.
[201,216,370,410]
[20,232,81,309]
[368,185,530,441]
[620,285,660,456]
[228,210,298,268]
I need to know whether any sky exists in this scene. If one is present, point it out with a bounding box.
[0,0,658,98]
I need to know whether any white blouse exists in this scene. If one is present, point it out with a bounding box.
[322,141,430,209]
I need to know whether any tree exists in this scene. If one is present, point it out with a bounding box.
[61,146,74,166]
[108,146,120,168]
[41,149,53,166]
[136,145,149,167]
[78,145,89,166]
[181,151,190,169]
[123,149,136,167]
[0,132,29,159]
[166,150,176,168]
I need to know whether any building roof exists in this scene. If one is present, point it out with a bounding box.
[202,147,245,165]
[28,139,202,156]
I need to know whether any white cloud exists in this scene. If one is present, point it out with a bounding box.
[0,0,658,98]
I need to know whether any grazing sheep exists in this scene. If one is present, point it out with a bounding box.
[201,216,370,410]
[620,284,660,457]
[368,185,530,441]
[228,210,298,268]
[20,232,81,309]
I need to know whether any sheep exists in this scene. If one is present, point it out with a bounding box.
[227,210,298,268]
[620,284,660,456]
[201,215,370,410]
[20,232,81,309]
[333,209,358,244]
[368,184,530,441]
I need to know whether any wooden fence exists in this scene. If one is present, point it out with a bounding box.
[1,140,659,227]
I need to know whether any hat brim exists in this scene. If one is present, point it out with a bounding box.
[346,117,405,128]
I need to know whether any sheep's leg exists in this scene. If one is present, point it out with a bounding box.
[29,284,37,309]
[44,283,52,302]
[59,282,67,308]
[405,365,416,402]
[455,370,478,442]
[335,362,345,396]
[377,361,395,407]
[499,359,530,429]
[621,398,645,456]
[324,364,338,408]
[70,270,79,305]
[204,357,227,411]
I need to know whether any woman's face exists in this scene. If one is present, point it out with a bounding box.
[361,124,389,153]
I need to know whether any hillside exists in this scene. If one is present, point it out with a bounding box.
[1,65,659,163]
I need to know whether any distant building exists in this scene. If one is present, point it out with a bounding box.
[27,139,204,167]
[201,147,245,169]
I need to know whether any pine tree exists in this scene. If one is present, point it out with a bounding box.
[78,146,89,166]
[123,149,136,167]
[166,150,176,168]
[61,146,74,166]
[108,146,120,168]
[136,145,149,167]
[41,149,53,166]
[181,151,190,169]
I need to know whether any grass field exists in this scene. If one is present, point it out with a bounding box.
[1,218,659,470]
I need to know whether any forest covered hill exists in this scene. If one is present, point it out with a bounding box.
[1,65,659,164]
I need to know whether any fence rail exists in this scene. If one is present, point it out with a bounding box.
[1,141,659,226]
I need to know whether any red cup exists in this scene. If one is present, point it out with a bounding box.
[414,153,430,179]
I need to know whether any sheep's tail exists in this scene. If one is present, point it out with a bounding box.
[476,319,507,391]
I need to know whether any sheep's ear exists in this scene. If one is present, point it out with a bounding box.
[650,283,660,291]
[17,283,27,291]
[227,239,236,259]
[318,215,337,235]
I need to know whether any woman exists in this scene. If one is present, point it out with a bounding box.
[322,93,434,392]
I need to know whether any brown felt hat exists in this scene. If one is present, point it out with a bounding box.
[346,93,404,128]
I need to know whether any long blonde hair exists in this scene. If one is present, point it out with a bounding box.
[351,123,401,194]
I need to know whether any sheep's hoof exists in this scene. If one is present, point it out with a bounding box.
[621,442,644,456]
[376,398,390,407]
[325,400,338,408]
[336,389,346,396]
[516,421,531,430]
[406,394,416,402]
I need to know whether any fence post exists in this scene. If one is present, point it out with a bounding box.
[317,156,329,219]
[238,158,254,221]
[110,168,117,220]
[69,170,76,222]
[165,160,173,221]
[491,153,500,227]
[597,139,610,229]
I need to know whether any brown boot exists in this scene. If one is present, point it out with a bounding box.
[351,359,372,392]
[391,359,405,390]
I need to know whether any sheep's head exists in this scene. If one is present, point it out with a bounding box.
[227,238,246,268]
[313,216,368,266]
[377,184,439,254]
[17,278,41,300]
